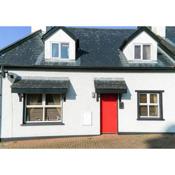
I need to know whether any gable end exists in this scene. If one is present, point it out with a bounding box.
[42,26,77,41]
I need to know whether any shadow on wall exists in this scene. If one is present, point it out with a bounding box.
[122,88,132,100]
[145,125,175,148]
[66,82,77,100]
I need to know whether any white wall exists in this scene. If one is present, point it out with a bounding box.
[151,26,166,38]
[1,70,175,139]
[44,29,76,60]
[118,73,175,133]
[123,31,158,61]
[1,71,100,138]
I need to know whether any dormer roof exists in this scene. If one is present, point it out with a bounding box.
[120,26,175,61]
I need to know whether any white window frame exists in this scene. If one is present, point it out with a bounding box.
[25,94,63,123]
[134,43,152,60]
[50,41,69,59]
[139,93,160,118]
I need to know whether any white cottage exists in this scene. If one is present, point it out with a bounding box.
[0,26,175,140]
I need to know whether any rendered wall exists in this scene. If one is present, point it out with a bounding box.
[1,70,175,139]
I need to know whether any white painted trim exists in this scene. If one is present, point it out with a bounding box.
[49,41,71,61]
[133,43,152,60]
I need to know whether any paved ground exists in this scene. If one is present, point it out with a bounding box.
[0,134,175,148]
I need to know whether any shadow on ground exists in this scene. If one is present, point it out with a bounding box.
[146,125,175,148]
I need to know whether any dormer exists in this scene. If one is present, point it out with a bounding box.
[42,27,77,61]
[120,27,159,62]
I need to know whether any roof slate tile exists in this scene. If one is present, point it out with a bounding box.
[0,27,174,70]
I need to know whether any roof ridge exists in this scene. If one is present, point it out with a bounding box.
[66,27,136,31]
[0,29,42,55]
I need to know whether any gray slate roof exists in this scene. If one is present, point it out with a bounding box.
[0,27,175,70]
[166,27,175,43]
[11,78,70,94]
[94,78,127,94]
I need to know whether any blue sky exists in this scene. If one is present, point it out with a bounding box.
[0,27,31,49]
[0,26,136,49]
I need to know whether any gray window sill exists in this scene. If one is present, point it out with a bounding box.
[137,118,164,121]
[21,122,65,126]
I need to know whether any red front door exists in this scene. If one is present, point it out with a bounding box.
[100,94,118,134]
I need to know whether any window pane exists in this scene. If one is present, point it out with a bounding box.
[139,105,148,116]
[45,108,62,121]
[27,94,42,105]
[150,94,158,103]
[46,94,61,105]
[61,43,69,58]
[134,45,141,59]
[143,45,151,60]
[149,105,158,116]
[52,43,59,57]
[26,108,43,121]
[139,94,147,103]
